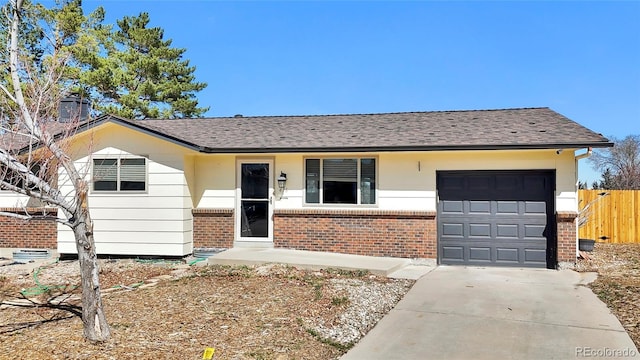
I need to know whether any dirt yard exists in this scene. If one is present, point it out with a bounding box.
[0,259,413,359]
[576,243,640,348]
[1,244,638,359]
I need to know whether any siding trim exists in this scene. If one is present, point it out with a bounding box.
[192,208,234,215]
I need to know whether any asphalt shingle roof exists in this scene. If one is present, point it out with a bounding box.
[1,121,82,152]
[112,107,610,153]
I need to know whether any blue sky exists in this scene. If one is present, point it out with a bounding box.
[79,1,639,184]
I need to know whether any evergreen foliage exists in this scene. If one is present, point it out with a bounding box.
[1,0,208,120]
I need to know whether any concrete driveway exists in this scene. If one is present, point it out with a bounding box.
[343,266,639,360]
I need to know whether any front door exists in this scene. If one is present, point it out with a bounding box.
[236,160,274,243]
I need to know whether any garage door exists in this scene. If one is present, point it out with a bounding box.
[437,171,555,268]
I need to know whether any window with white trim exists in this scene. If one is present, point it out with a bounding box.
[93,158,146,192]
[305,158,376,204]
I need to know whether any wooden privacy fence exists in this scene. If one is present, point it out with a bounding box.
[578,190,640,243]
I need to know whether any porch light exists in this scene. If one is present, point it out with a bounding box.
[277,171,287,192]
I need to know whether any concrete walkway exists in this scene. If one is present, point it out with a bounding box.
[342,266,639,360]
[207,248,434,279]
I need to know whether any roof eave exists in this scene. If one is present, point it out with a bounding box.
[199,142,614,154]
[16,114,205,155]
[104,116,203,152]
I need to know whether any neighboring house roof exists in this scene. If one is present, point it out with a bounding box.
[1,121,84,153]
[107,107,611,153]
[3,107,613,154]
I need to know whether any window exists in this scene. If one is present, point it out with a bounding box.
[93,158,146,192]
[305,158,376,205]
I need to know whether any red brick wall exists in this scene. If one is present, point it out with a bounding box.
[0,208,58,249]
[190,207,574,265]
[192,209,234,249]
[556,211,578,263]
[274,209,437,259]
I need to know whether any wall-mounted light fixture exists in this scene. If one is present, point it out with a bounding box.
[277,171,287,192]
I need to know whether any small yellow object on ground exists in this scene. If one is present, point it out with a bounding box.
[202,347,215,359]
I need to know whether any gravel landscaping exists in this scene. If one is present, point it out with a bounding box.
[0,258,413,359]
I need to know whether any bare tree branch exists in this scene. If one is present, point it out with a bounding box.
[9,0,38,137]
[0,83,18,103]
[0,126,39,141]
[0,315,76,335]
[589,135,640,190]
[1,0,111,341]
[0,150,72,211]
[0,209,70,226]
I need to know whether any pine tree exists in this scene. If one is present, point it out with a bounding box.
[1,1,208,120]
[83,12,208,119]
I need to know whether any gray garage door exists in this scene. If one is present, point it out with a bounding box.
[437,171,555,268]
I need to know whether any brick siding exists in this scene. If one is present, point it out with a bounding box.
[556,211,578,263]
[190,208,576,265]
[192,208,234,249]
[0,207,58,249]
[274,209,437,259]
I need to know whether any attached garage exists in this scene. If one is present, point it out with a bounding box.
[437,170,556,268]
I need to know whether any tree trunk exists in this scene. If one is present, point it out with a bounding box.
[73,207,111,341]
[6,0,111,342]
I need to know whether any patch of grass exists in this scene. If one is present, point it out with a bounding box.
[248,349,272,359]
[110,322,132,329]
[306,328,354,352]
[192,264,256,278]
[595,288,614,302]
[302,275,325,300]
[331,296,350,307]
[227,265,254,278]
[313,283,323,300]
[325,268,370,278]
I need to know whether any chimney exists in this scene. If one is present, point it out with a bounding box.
[59,94,90,123]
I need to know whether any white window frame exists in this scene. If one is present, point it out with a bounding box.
[304,156,377,206]
[91,156,148,193]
